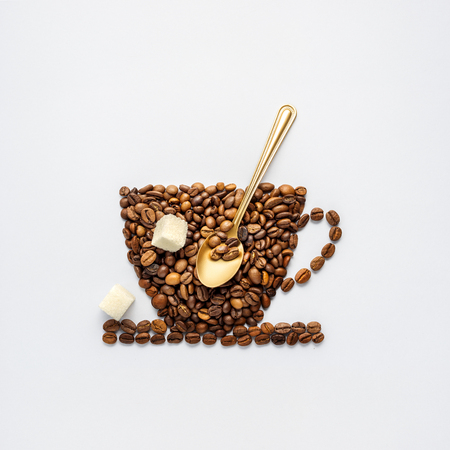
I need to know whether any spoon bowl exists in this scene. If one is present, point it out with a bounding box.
[196,105,297,288]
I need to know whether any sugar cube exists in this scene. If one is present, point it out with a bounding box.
[152,214,188,252]
[99,284,135,321]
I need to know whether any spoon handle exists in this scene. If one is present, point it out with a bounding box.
[232,105,297,228]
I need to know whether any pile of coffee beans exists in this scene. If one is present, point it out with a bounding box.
[116,182,340,345]
[102,319,324,346]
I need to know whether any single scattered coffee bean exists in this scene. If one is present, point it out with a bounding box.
[298,333,312,344]
[291,321,306,334]
[238,335,252,346]
[255,334,270,345]
[275,322,291,334]
[281,278,294,292]
[312,332,325,343]
[329,226,342,241]
[286,332,299,346]
[151,319,167,334]
[221,335,237,346]
[102,332,117,344]
[136,320,151,333]
[119,333,134,344]
[248,326,261,337]
[260,322,274,335]
[167,332,183,343]
[136,332,150,344]
[295,268,311,284]
[326,210,340,226]
[203,333,217,345]
[271,333,286,345]
[121,319,136,334]
[150,334,166,345]
[103,319,120,332]
[310,256,325,271]
[307,321,321,334]
[185,332,201,344]
[298,214,310,228]
[321,243,335,258]
[233,326,248,337]
[310,208,324,221]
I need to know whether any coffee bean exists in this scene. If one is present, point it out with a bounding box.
[275,322,291,334]
[321,243,335,258]
[167,332,183,343]
[175,321,187,333]
[291,322,306,334]
[281,278,294,292]
[298,333,312,344]
[271,333,286,345]
[103,319,120,332]
[233,326,247,337]
[329,226,342,241]
[260,322,274,335]
[121,319,136,334]
[152,294,168,309]
[141,250,157,266]
[312,332,324,343]
[119,333,134,344]
[298,214,310,228]
[221,335,237,346]
[248,326,261,337]
[151,319,167,334]
[209,235,222,248]
[238,335,252,346]
[310,208,324,221]
[102,332,117,344]
[238,226,248,242]
[119,186,130,196]
[185,332,200,344]
[255,334,270,345]
[226,238,239,248]
[150,334,165,345]
[136,320,151,333]
[286,332,299,345]
[136,332,150,344]
[223,248,240,261]
[248,267,262,285]
[295,268,311,284]
[202,333,217,345]
[326,210,340,226]
[307,321,321,334]
[310,256,325,271]
[252,310,264,322]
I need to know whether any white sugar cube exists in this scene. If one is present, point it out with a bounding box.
[152,214,188,252]
[99,284,135,321]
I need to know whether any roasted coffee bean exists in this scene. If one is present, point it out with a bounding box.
[119,186,130,196]
[226,238,239,248]
[253,310,264,322]
[136,332,150,344]
[102,332,117,344]
[312,332,324,343]
[141,250,157,266]
[307,321,321,334]
[310,256,325,271]
[329,226,342,241]
[281,278,294,292]
[151,319,167,334]
[121,319,136,334]
[298,332,312,344]
[150,334,165,345]
[286,332,299,345]
[310,208,324,221]
[152,295,168,310]
[295,268,311,284]
[185,332,201,344]
[326,210,340,226]
[119,333,134,344]
[167,332,183,343]
[238,226,248,242]
[248,326,261,337]
[260,322,274,335]
[255,334,270,345]
[136,320,151,333]
[238,335,252,346]
[103,319,120,332]
[321,243,336,258]
[175,321,187,333]
[221,335,237,346]
[298,214,310,228]
[203,333,217,345]
[271,333,286,345]
[275,322,291,334]
[233,326,247,337]
[223,248,240,261]
[291,322,306,334]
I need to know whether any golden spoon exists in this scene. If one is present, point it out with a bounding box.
[196,105,297,288]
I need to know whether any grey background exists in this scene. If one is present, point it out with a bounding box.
[1,1,449,449]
